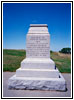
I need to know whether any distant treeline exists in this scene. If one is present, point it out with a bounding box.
[50,47,71,54]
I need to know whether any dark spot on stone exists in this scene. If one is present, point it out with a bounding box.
[55,65,56,69]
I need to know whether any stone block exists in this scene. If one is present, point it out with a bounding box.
[21,58,55,69]
[26,34,50,58]
[16,68,59,78]
[8,72,66,91]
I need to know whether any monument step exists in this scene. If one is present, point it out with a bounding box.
[16,68,59,78]
[8,73,66,91]
[21,58,55,69]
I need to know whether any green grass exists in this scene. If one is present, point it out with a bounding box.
[3,49,26,72]
[3,49,71,73]
[50,52,71,73]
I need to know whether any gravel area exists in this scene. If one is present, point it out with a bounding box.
[3,72,71,98]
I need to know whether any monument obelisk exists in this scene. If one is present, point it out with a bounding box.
[8,24,66,91]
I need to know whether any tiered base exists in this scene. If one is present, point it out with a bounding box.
[8,58,66,91]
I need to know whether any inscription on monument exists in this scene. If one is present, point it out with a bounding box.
[26,34,50,58]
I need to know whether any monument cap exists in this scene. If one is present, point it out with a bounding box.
[28,24,49,34]
[30,24,48,27]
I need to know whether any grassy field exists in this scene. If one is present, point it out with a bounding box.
[3,49,71,73]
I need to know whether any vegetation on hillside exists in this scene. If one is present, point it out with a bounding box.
[3,49,26,72]
[3,49,71,73]
[50,52,71,73]
[59,48,71,54]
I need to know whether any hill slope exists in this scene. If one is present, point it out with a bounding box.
[3,49,71,73]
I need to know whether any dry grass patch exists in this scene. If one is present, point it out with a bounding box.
[3,49,71,73]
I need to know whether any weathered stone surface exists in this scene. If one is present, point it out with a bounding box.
[8,73,66,91]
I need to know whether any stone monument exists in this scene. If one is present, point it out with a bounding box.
[8,24,66,91]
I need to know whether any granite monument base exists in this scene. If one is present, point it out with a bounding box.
[8,72,66,91]
[8,58,66,91]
